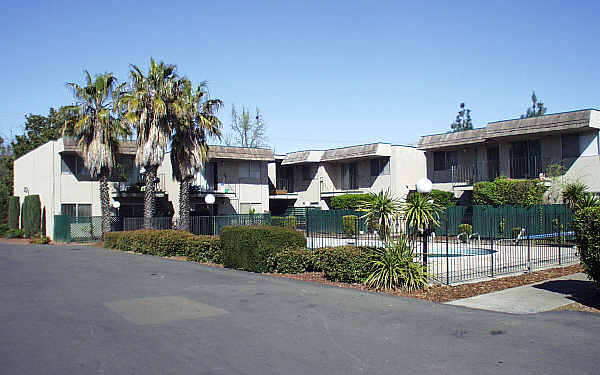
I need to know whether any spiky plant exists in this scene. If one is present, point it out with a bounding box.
[122,58,178,228]
[358,190,402,239]
[65,71,130,237]
[170,78,222,231]
[562,182,589,211]
[403,192,443,237]
[365,235,428,291]
[575,193,600,211]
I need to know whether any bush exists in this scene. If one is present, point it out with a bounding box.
[512,227,523,239]
[8,196,19,230]
[271,216,297,229]
[273,248,316,274]
[342,215,358,237]
[429,190,456,208]
[220,225,307,273]
[365,238,427,291]
[458,224,472,236]
[317,246,373,283]
[0,223,8,237]
[330,194,374,210]
[573,207,600,285]
[21,195,41,238]
[30,236,51,245]
[104,230,221,262]
[473,177,546,206]
[5,228,24,238]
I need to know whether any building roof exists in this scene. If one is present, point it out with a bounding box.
[62,137,274,161]
[418,109,600,150]
[280,143,395,165]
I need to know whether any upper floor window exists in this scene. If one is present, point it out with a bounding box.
[370,158,390,177]
[302,165,312,180]
[433,151,458,171]
[61,154,91,178]
[239,161,260,179]
[61,203,91,217]
[562,134,580,159]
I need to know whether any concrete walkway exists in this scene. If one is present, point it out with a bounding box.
[446,273,597,314]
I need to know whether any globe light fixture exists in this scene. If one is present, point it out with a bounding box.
[416,178,433,194]
[112,201,121,209]
[204,194,216,205]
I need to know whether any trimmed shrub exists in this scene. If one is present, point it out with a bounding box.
[220,225,306,273]
[271,216,297,229]
[8,196,19,230]
[473,177,546,206]
[0,223,8,237]
[573,207,600,285]
[316,246,373,283]
[104,230,221,262]
[22,195,41,238]
[458,224,472,236]
[330,194,374,210]
[273,248,316,274]
[429,189,456,208]
[5,228,24,238]
[342,215,358,237]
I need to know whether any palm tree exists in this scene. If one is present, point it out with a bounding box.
[170,79,222,231]
[562,182,588,210]
[123,58,178,229]
[65,71,129,236]
[358,190,402,239]
[403,192,443,237]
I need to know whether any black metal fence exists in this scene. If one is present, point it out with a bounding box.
[118,214,271,235]
[304,207,578,285]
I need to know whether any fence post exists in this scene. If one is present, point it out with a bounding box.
[445,215,449,285]
[490,214,494,278]
[527,218,532,273]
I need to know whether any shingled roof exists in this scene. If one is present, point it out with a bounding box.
[418,109,600,150]
[62,137,274,161]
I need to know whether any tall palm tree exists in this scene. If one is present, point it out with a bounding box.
[123,58,178,228]
[358,190,402,239]
[170,78,222,231]
[65,71,129,236]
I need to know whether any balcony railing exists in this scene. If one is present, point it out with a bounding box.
[272,178,293,194]
[433,156,566,185]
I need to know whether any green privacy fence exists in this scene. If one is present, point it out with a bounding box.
[54,215,103,242]
[307,209,368,234]
[471,204,572,239]
[432,206,468,236]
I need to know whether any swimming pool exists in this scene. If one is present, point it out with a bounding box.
[416,247,496,258]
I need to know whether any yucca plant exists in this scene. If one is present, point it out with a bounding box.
[575,193,600,211]
[403,192,443,237]
[358,190,402,239]
[365,236,428,291]
[562,182,588,210]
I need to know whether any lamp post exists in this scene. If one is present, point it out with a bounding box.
[205,194,216,234]
[416,178,433,266]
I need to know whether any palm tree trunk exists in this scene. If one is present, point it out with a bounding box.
[178,178,192,232]
[99,174,111,239]
[144,165,157,229]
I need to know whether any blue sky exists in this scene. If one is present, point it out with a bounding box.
[1,1,598,154]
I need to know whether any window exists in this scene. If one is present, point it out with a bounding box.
[341,163,358,190]
[562,134,580,159]
[433,151,458,171]
[239,161,260,179]
[370,158,390,177]
[61,203,91,217]
[61,155,91,178]
[302,165,312,180]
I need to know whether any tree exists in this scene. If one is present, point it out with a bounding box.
[123,58,179,229]
[403,193,442,237]
[358,190,402,239]
[65,71,130,236]
[170,79,222,231]
[227,104,268,147]
[450,103,473,132]
[521,91,547,118]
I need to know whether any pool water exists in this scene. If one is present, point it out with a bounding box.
[415,247,496,258]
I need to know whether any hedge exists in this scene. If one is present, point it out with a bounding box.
[314,246,373,283]
[104,230,221,262]
[473,177,546,206]
[273,248,317,274]
[22,195,41,238]
[8,196,19,230]
[573,207,600,285]
[330,194,374,210]
[429,189,456,208]
[220,225,306,273]
[271,216,297,229]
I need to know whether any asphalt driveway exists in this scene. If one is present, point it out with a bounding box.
[1,242,599,374]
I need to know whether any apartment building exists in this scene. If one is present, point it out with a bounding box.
[418,109,600,198]
[13,137,273,238]
[268,143,426,213]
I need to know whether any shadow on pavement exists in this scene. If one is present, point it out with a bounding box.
[533,279,600,309]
